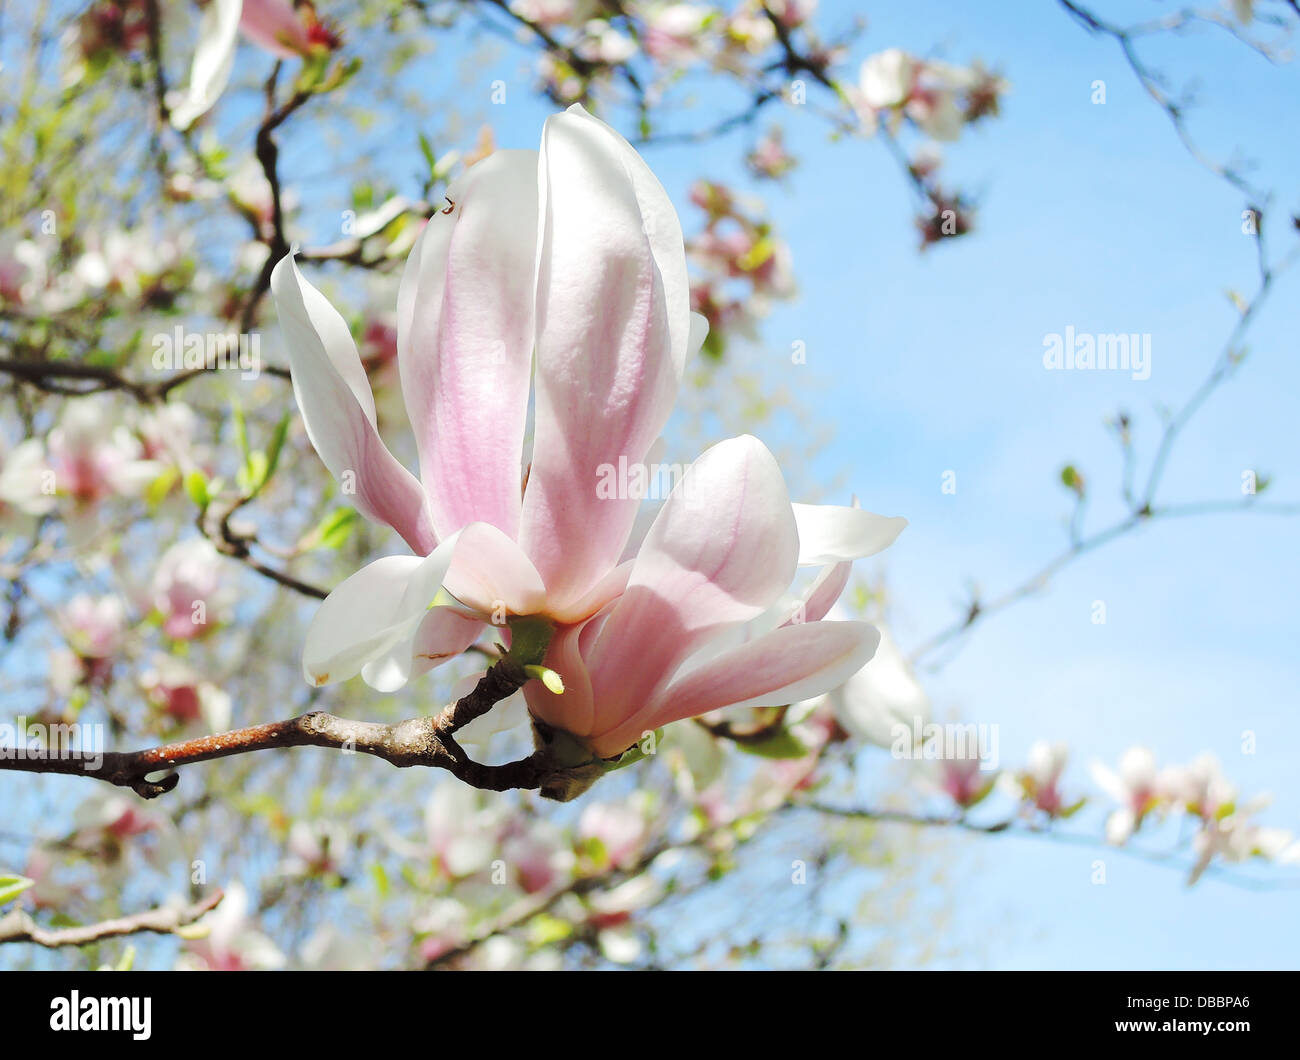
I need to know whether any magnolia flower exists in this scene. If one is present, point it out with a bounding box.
[72,226,189,299]
[525,436,901,758]
[178,882,285,971]
[46,397,160,505]
[578,799,649,870]
[501,821,574,893]
[825,621,928,748]
[273,105,704,690]
[132,401,203,472]
[860,48,915,109]
[274,106,903,763]
[1008,741,1080,818]
[424,779,507,878]
[746,127,797,180]
[281,819,349,878]
[59,593,128,661]
[140,654,233,731]
[1190,813,1298,885]
[639,3,714,66]
[511,0,586,28]
[1090,747,1161,844]
[170,0,338,131]
[934,754,996,810]
[0,436,55,527]
[1158,752,1235,822]
[151,538,230,640]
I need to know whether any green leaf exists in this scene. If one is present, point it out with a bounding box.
[736,728,808,760]
[370,862,390,899]
[0,874,35,908]
[417,132,437,177]
[262,413,291,484]
[184,469,210,510]
[309,507,359,550]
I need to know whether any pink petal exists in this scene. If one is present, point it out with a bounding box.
[271,255,436,555]
[441,522,547,617]
[238,0,312,59]
[519,105,690,614]
[397,150,538,541]
[584,435,798,737]
[524,621,596,739]
[590,620,880,757]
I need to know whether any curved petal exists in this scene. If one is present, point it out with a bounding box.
[829,625,927,747]
[791,501,906,565]
[301,532,462,687]
[789,560,852,625]
[442,522,547,617]
[238,0,311,59]
[397,150,538,541]
[520,104,690,613]
[170,0,243,131]
[362,607,483,693]
[524,621,596,739]
[584,435,798,736]
[271,254,436,555]
[591,620,880,758]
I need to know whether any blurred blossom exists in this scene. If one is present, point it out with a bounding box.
[1090,747,1162,843]
[151,538,230,641]
[132,401,204,473]
[0,435,55,527]
[424,779,507,878]
[934,754,995,810]
[281,819,349,878]
[638,3,714,66]
[140,654,233,731]
[178,882,285,971]
[501,821,574,893]
[824,620,928,749]
[578,799,649,870]
[1006,741,1080,818]
[746,127,797,180]
[46,397,161,507]
[58,594,128,680]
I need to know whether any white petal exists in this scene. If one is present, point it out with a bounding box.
[791,502,906,565]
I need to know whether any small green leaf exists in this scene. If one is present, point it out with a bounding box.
[735,728,808,760]
[184,469,210,509]
[308,507,359,550]
[0,874,35,908]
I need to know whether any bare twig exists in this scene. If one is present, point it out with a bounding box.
[0,889,223,948]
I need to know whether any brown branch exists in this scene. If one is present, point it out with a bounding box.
[0,889,223,948]
[0,659,601,801]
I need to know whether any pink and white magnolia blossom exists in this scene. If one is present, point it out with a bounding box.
[0,435,55,529]
[170,0,339,131]
[46,397,160,505]
[823,619,928,749]
[273,105,903,760]
[1090,747,1162,844]
[151,538,230,640]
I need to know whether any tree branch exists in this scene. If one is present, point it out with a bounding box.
[0,659,601,801]
[0,889,223,948]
